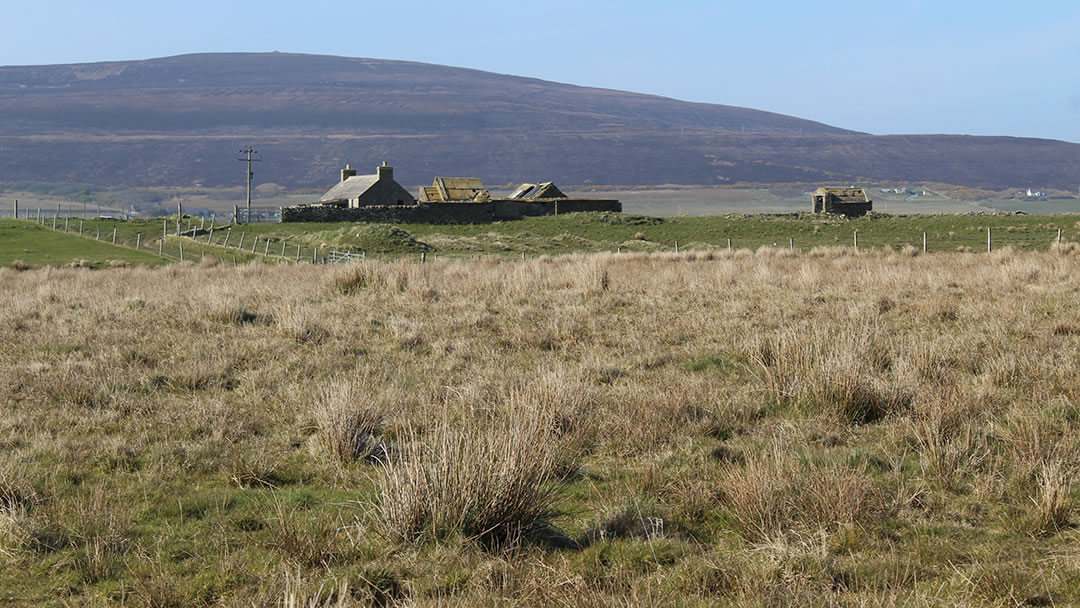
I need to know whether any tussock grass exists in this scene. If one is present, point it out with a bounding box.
[375,409,562,549]
[313,381,386,465]
[3,249,1080,604]
[718,443,890,542]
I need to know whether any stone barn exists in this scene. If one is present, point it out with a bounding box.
[811,187,873,217]
[319,162,416,208]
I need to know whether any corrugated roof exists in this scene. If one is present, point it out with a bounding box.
[508,182,566,199]
[321,175,379,201]
[419,177,489,202]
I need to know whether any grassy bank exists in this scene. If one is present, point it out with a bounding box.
[3,247,1080,605]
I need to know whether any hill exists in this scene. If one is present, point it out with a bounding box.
[0,52,1078,190]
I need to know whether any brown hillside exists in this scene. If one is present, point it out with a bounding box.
[0,53,1077,189]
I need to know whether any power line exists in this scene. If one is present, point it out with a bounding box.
[238,146,261,223]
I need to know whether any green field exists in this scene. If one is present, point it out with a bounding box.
[4,211,1079,269]
[0,221,167,269]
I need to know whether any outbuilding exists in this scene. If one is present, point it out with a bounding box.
[811,187,873,217]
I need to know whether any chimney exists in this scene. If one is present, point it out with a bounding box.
[340,163,357,183]
[376,161,392,181]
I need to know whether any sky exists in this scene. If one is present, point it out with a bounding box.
[2,0,1078,142]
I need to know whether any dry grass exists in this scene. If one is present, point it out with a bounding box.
[375,408,563,549]
[312,381,386,464]
[718,442,889,542]
[3,248,1080,604]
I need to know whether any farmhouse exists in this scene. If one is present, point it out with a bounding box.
[319,162,415,208]
[280,163,621,223]
[811,187,873,217]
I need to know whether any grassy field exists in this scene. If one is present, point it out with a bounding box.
[5,212,1080,270]
[0,221,167,269]
[3,246,1080,605]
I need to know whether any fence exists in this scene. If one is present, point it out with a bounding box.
[16,212,351,266]
[2,202,128,221]
[0,201,283,224]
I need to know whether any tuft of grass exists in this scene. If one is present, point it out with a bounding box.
[375,411,562,549]
[717,443,889,542]
[313,382,386,465]
[1028,461,1072,537]
[585,498,672,543]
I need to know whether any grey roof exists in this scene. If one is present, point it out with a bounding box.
[321,175,379,201]
[508,182,566,200]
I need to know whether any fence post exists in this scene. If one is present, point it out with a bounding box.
[112,227,116,244]
[853,230,858,252]
[223,231,230,248]
[923,232,927,253]
[789,238,794,250]
[176,202,182,236]
[313,247,318,264]
[12,199,16,218]
[136,233,141,250]
[295,244,301,263]
[208,228,213,244]
[987,227,991,253]
[96,227,100,240]
[37,208,41,223]
[79,220,83,236]
[179,243,184,263]
[727,238,731,251]
[264,238,270,256]
[200,217,205,231]
[280,240,286,257]
[52,216,57,230]
[158,239,162,257]
[238,233,245,250]
[421,251,427,264]
[1058,228,1063,244]
[163,220,167,240]
[251,235,258,253]
[674,241,679,254]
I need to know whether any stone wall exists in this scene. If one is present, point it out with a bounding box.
[823,201,873,217]
[493,199,621,220]
[281,202,495,224]
[282,199,622,224]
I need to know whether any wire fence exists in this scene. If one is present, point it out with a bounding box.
[0,202,281,223]
[19,212,364,266]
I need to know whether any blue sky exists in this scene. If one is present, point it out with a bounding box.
[2,0,1078,142]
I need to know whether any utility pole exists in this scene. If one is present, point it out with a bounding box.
[238,146,261,224]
